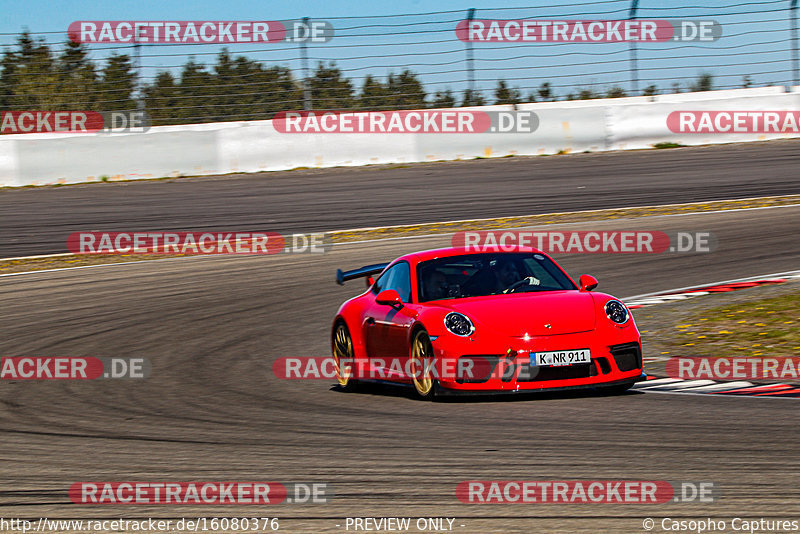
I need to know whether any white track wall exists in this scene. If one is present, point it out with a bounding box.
[1,86,798,187]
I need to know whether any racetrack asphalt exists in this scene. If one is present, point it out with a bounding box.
[0,205,798,533]
[1,139,799,257]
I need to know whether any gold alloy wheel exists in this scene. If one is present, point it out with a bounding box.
[333,323,354,388]
[410,331,435,398]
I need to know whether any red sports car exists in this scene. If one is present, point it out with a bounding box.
[332,246,645,399]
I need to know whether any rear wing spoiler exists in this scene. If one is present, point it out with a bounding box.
[336,263,389,285]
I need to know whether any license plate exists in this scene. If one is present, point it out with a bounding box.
[531,349,591,367]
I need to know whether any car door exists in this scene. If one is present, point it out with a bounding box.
[363,261,415,373]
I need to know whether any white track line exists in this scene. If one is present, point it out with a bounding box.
[640,379,717,390]
[635,378,683,388]
[681,381,754,392]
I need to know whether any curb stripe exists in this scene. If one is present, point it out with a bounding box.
[710,384,792,394]
[678,381,754,392]
[752,388,800,397]
[625,274,800,309]
[633,376,800,398]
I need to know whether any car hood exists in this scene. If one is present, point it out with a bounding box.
[437,291,596,336]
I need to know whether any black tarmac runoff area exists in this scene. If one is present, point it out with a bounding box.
[0,139,799,257]
[0,141,798,533]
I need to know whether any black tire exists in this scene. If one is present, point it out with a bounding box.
[332,322,358,392]
[409,329,438,401]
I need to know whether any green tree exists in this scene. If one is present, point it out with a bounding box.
[57,40,97,109]
[356,70,426,110]
[537,82,553,102]
[605,86,627,98]
[0,45,18,109]
[358,75,387,110]
[430,89,455,108]
[642,84,658,96]
[174,58,215,122]
[310,62,354,109]
[96,53,137,112]
[247,64,299,118]
[210,51,299,121]
[143,50,301,125]
[385,70,426,109]
[460,88,485,106]
[690,73,713,92]
[210,49,237,119]
[143,71,179,125]
[493,80,521,105]
[1,32,61,110]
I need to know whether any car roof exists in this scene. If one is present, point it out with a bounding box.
[405,245,546,263]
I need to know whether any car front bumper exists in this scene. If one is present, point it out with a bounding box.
[431,330,644,392]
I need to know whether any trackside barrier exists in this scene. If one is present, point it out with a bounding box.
[1,87,799,186]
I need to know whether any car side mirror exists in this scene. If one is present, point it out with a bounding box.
[375,289,403,307]
[579,274,599,292]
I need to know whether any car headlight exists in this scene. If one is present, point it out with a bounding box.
[444,312,475,336]
[605,300,629,325]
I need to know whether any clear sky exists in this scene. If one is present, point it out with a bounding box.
[2,0,797,99]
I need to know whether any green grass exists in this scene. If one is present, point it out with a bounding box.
[653,142,686,149]
[673,293,800,358]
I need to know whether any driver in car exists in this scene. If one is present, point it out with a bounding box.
[493,258,521,291]
[423,269,448,300]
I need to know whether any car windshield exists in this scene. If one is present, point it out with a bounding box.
[417,252,577,302]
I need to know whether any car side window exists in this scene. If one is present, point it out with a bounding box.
[374,261,411,302]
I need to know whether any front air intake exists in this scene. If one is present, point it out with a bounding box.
[609,342,642,372]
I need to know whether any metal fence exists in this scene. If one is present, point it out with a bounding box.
[0,0,799,125]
